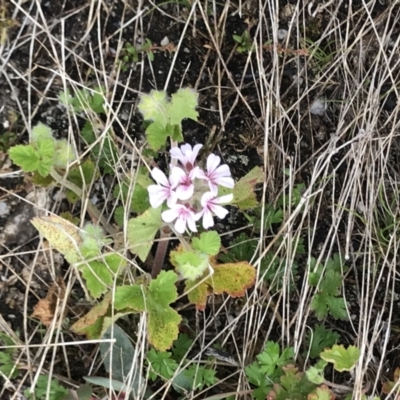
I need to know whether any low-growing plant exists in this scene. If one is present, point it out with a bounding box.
[119,40,154,71]
[246,341,361,400]
[233,31,253,53]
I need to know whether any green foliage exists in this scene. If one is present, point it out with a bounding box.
[113,169,152,214]
[305,324,340,358]
[0,333,18,378]
[24,375,68,400]
[305,359,328,385]
[0,130,17,151]
[65,160,99,203]
[175,365,217,391]
[233,31,253,53]
[127,206,163,262]
[8,122,76,177]
[245,341,295,400]
[147,348,179,381]
[266,364,317,400]
[80,121,118,173]
[98,324,143,396]
[59,86,105,114]
[320,344,360,372]
[114,271,181,351]
[309,255,348,320]
[192,231,221,255]
[138,88,198,150]
[172,333,193,361]
[119,39,154,71]
[171,249,209,281]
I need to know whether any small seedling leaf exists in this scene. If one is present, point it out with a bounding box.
[320,344,360,372]
[170,248,209,281]
[31,122,54,142]
[308,385,335,400]
[138,90,169,126]
[8,144,41,173]
[127,206,163,262]
[185,259,256,310]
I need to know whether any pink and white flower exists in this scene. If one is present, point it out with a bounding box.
[198,192,233,229]
[162,203,201,234]
[196,154,234,194]
[147,167,186,208]
[170,165,200,201]
[170,143,203,172]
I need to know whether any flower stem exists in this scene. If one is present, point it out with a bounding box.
[151,226,170,278]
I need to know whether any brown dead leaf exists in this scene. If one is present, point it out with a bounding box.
[32,277,66,326]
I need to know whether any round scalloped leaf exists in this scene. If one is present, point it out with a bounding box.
[31,215,82,263]
[192,231,221,256]
[138,90,169,126]
[185,260,256,310]
[320,344,360,372]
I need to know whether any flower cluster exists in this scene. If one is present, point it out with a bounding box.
[147,144,234,234]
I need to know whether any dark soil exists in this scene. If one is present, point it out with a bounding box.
[1,0,400,399]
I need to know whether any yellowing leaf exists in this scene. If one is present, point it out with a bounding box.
[185,260,256,310]
[127,207,163,262]
[232,166,264,210]
[320,344,360,372]
[31,215,82,263]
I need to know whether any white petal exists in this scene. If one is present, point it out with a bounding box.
[166,192,178,207]
[175,216,187,234]
[191,144,203,162]
[148,185,168,208]
[176,184,194,200]
[215,164,232,177]
[186,214,198,232]
[162,208,178,223]
[195,168,207,180]
[206,154,221,173]
[202,209,214,229]
[170,147,185,163]
[180,143,192,154]
[215,176,235,189]
[169,166,187,187]
[215,193,233,204]
[210,204,229,220]
[151,168,169,187]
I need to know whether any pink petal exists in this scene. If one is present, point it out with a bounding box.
[200,192,215,207]
[190,144,203,163]
[169,166,187,187]
[151,168,169,187]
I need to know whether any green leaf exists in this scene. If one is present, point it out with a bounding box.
[66,160,99,204]
[146,121,169,151]
[308,385,335,400]
[53,139,76,169]
[35,138,55,176]
[306,324,340,358]
[172,333,193,361]
[114,271,181,351]
[31,122,54,142]
[192,231,221,255]
[98,324,145,398]
[167,88,199,126]
[8,144,41,173]
[80,254,124,298]
[171,249,209,281]
[178,365,217,391]
[147,349,178,381]
[138,90,169,126]
[114,285,146,311]
[146,271,181,351]
[114,206,124,227]
[306,359,328,385]
[320,344,360,372]
[127,207,163,262]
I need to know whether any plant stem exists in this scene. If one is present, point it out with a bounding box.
[151,226,170,278]
[50,168,117,237]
